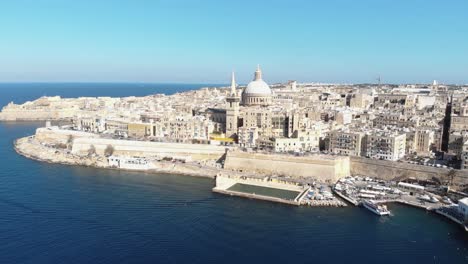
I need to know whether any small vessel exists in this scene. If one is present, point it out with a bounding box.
[419,194,431,202]
[362,200,390,216]
[420,194,439,203]
[334,184,343,191]
[429,196,439,203]
[442,196,453,205]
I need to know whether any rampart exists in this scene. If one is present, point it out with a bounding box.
[0,108,77,121]
[224,151,350,182]
[35,127,100,144]
[33,127,227,160]
[71,137,226,160]
[350,157,468,186]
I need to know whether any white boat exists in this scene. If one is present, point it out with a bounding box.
[419,194,431,202]
[419,194,438,203]
[442,196,453,205]
[362,200,390,216]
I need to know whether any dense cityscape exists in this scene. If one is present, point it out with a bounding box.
[3,66,468,167]
[1,0,468,263]
[2,66,468,232]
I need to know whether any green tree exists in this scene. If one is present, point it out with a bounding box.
[104,144,115,157]
[88,145,96,156]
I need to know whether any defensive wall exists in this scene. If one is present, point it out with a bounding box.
[350,157,468,186]
[31,127,468,185]
[35,127,100,144]
[224,151,350,182]
[33,127,227,160]
[0,108,77,121]
[71,137,227,161]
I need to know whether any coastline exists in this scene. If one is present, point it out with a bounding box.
[12,134,468,231]
[13,136,218,179]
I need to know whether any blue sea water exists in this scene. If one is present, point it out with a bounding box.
[0,83,467,263]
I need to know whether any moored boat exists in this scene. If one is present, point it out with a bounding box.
[362,200,390,216]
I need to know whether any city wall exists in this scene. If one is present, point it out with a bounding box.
[31,127,468,186]
[71,137,226,161]
[350,157,468,186]
[35,127,100,144]
[224,152,350,182]
[34,127,227,161]
[0,108,76,121]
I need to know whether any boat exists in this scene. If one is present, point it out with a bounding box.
[362,200,390,216]
[429,196,439,203]
[334,184,343,191]
[442,196,453,205]
[420,194,439,203]
[419,194,431,202]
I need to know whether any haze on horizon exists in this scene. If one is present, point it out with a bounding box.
[0,0,467,85]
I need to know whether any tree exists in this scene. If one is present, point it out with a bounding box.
[447,169,456,189]
[88,145,96,156]
[66,135,74,150]
[104,144,115,157]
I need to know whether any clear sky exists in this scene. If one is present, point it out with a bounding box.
[0,0,467,84]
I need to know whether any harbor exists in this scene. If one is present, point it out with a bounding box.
[333,175,468,231]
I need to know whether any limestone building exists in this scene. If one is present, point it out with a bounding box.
[365,131,406,161]
[328,130,366,156]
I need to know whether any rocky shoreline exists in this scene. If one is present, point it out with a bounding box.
[14,136,220,179]
[13,135,351,208]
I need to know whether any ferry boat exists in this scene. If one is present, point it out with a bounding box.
[362,200,390,216]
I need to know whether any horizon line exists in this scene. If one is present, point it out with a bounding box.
[0,81,466,86]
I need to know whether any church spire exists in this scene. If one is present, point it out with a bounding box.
[254,64,262,81]
[230,71,236,96]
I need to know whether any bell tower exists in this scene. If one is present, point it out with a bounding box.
[226,72,240,139]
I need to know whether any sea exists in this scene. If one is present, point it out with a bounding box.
[0,83,467,264]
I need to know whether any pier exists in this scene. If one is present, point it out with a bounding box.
[333,189,359,206]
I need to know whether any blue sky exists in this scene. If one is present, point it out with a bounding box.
[0,0,467,84]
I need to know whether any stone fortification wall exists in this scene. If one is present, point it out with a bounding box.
[224,152,350,182]
[350,157,468,186]
[33,127,227,160]
[35,127,100,144]
[71,137,226,160]
[0,108,77,121]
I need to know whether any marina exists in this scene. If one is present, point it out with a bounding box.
[333,175,468,230]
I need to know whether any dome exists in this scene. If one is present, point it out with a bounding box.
[241,65,272,106]
[244,79,271,95]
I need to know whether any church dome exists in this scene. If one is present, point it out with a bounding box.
[244,79,271,95]
[241,65,272,106]
[243,65,271,95]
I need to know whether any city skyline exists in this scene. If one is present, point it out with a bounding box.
[0,0,467,84]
